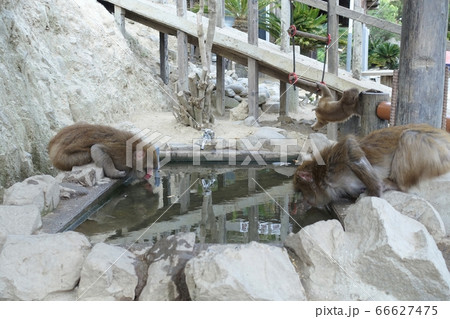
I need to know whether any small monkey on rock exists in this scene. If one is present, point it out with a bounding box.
[311,82,361,131]
[294,124,450,207]
[48,123,158,179]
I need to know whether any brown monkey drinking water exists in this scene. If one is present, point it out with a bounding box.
[312,83,361,131]
[48,123,159,179]
[294,124,450,207]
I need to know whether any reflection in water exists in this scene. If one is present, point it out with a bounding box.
[75,164,336,245]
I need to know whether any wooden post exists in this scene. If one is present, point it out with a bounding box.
[247,0,259,119]
[279,81,287,121]
[114,5,125,34]
[159,0,169,85]
[351,0,363,80]
[396,0,449,127]
[326,0,339,140]
[215,0,226,116]
[280,0,290,52]
[177,0,188,91]
[159,32,169,84]
[359,91,389,136]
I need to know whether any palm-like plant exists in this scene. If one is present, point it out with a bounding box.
[370,42,400,69]
[225,0,275,32]
[260,3,327,53]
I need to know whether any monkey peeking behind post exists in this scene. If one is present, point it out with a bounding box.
[48,123,159,180]
[294,124,450,207]
[311,82,361,131]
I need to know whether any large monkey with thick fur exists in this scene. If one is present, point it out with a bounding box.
[294,124,450,207]
[48,123,158,179]
[311,82,361,131]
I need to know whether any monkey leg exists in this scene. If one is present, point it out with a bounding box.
[344,136,383,197]
[90,144,127,178]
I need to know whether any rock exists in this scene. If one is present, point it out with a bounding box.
[258,85,270,105]
[0,231,91,300]
[139,232,196,301]
[244,116,259,127]
[410,173,450,235]
[0,205,42,235]
[254,127,287,139]
[383,191,446,242]
[230,100,249,121]
[59,183,89,199]
[224,87,236,97]
[77,243,139,301]
[57,163,105,187]
[285,197,450,300]
[185,241,306,301]
[3,175,60,214]
[224,96,241,109]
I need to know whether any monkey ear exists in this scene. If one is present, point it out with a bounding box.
[297,171,313,183]
[136,150,145,160]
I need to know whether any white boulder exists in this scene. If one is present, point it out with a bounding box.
[410,173,450,235]
[0,231,91,300]
[383,191,446,242]
[0,205,42,235]
[184,241,306,301]
[285,197,450,300]
[3,175,60,214]
[57,163,105,187]
[77,243,139,301]
[139,232,196,301]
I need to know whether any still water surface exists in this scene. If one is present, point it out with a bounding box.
[75,164,335,245]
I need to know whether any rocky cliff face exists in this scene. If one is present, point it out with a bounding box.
[0,0,174,189]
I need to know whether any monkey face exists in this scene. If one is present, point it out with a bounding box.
[293,164,332,207]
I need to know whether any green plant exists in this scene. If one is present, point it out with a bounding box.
[369,42,400,69]
[224,0,274,20]
[260,2,327,53]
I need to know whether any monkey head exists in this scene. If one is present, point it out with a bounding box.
[293,161,332,207]
[131,146,159,180]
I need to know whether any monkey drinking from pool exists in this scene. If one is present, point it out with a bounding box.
[48,123,159,180]
[294,124,450,207]
[311,82,361,131]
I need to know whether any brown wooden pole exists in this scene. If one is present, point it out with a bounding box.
[247,0,259,119]
[396,0,449,127]
[359,91,389,136]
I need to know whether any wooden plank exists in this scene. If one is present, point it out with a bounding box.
[104,0,391,95]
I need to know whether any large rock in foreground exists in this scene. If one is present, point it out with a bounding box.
[0,231,91,300]
[185,241,306,301]
[77,243,139,301]
[0,205,42,236]
[3,175,60,214]
[139,232,196,301]
[285,197,450,300]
